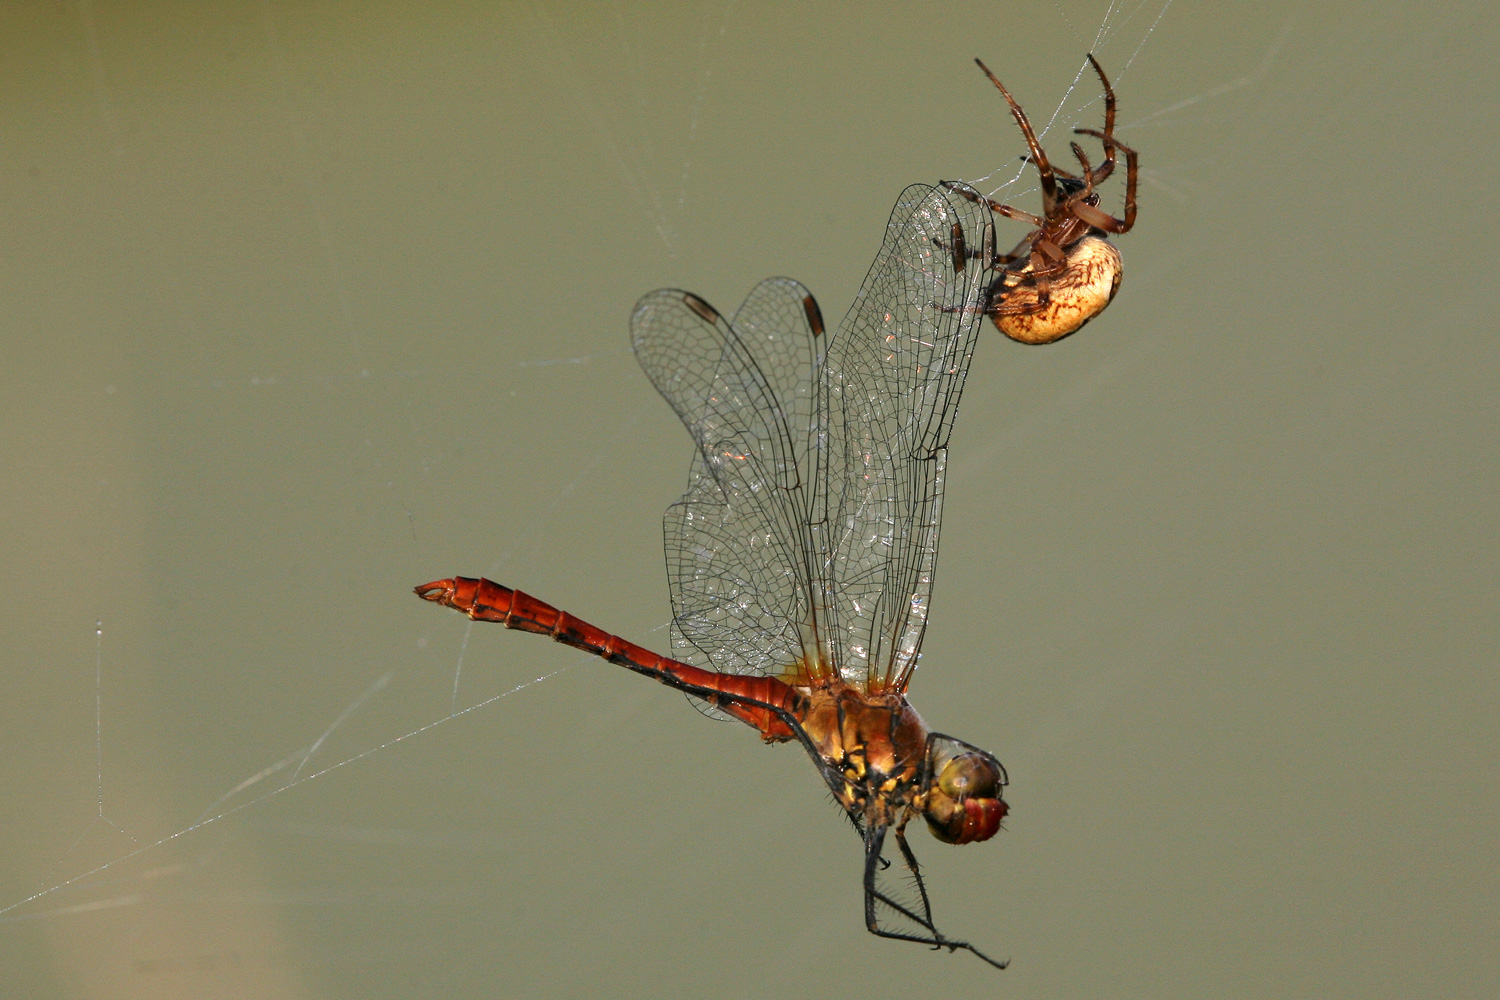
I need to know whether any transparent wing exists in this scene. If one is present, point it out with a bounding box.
[631,279,827,683]
[815,184,995,692]
[631,184,993,696]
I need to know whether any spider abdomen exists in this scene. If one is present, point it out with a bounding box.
[996,235,1123,345]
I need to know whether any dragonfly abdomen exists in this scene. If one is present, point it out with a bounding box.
[415,576,799,740]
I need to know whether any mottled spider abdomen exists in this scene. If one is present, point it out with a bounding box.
[995,235,1122,345]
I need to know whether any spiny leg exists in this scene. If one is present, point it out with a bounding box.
[1028,153,1082,184]
[974,58,1060,215]
[893,824,936,933]
[1074,129,1138,232]
[998,231,1037,267]
[940,179,1044,227]
[862,824,1010,969]
[1068,142,1099,200]
[1061,141,1108,230]
[1083,53,1118,184]
[863,825,943,938]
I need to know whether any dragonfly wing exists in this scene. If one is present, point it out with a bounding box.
[817,184,996,692]
[632,279,826,684]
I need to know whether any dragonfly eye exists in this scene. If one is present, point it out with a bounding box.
[925,752,1008,845]
[938,752,1002,799]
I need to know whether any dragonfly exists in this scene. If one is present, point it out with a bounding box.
[417,183,1009,968]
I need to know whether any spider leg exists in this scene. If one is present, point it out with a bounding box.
[1071,201,1119,230]
[1022,154,1081,184]
[940,180,1045,227]
[974,58,1059,214]
[1034,239,1066,268]
[1081,53,1117,186]
[1074,129,1137,233]
[989,285,1057,317]
[1023,243,1062,308]
[1068,142,1098,200]
[994,203,1044,227]
[997,232,1035,267]
[939,179,999,211]
[957,239,1071,321]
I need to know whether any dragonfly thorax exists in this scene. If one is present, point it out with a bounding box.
[792,682,1008,845]
[796,685,932,827]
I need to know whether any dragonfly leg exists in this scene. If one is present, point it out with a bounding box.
[893,823,936,932]
[862,824,1010,970]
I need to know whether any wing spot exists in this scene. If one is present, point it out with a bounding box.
[683,293,721,324]
[802,295,826,337]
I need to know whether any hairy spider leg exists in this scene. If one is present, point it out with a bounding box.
[1067,142,1099,203]
[1083,53,1118,185]
[1055,141,1115,239]
[938,178,1046,228]
[1020,55,1118,189]
[1073,129,1138,233]
[973,58,1059,215]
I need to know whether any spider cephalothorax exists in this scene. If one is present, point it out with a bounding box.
[944,54,1139,345]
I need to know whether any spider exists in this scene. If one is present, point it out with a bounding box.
[942,54,1138,345]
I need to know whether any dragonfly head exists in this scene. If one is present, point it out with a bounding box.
[921,736,1009,845]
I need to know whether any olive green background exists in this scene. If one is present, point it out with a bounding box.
[3,2,1496,997]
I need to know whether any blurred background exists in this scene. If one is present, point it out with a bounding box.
[3,1,1496,997]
